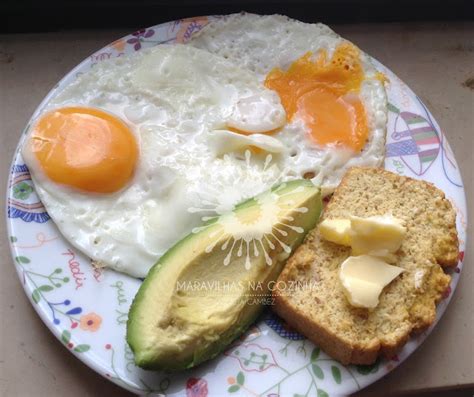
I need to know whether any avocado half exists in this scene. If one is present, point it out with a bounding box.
[127,180,322,370]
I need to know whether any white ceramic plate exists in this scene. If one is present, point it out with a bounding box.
[6,16,467,396]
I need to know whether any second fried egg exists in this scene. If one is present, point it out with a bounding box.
[190,13,388,193]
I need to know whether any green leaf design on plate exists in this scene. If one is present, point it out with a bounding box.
[10,236,17,243]
[61,330,71,344]
[355,359,380,375]
[38,285,54,292]
[32,289,41,303]
[331,365,342,384]
[312,364,324,380]
[13,182,33,200]
[228,385,240,393]
[387,102,400,114]
[236,371,244,385]
[15,256,30,264]
[317,389,329,397]
[74,344,90,353]
[159,378,170,391]
[310,347,320,362]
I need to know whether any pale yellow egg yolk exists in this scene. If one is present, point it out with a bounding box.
[28,107,138,193]
[264,43,369,152]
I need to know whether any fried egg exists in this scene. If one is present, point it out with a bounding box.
[23,15,388,278]
[22,44,287,277]
[189,13,387,192]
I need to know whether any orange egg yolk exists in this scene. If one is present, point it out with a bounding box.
[29,107,138,193]
[264,43,369,152]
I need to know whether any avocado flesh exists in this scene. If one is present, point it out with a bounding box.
[127,180,322,370]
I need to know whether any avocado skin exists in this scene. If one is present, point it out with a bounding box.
[132,305,262,371]
[126,180,322,371]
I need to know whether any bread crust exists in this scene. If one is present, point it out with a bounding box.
[274,291,381,365]
[272,167,458,365]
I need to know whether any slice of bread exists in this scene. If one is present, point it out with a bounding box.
[273,167,459,365]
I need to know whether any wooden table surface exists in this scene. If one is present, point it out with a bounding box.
[0,21,473,396]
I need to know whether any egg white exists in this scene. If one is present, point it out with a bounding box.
[23,16,388,278]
